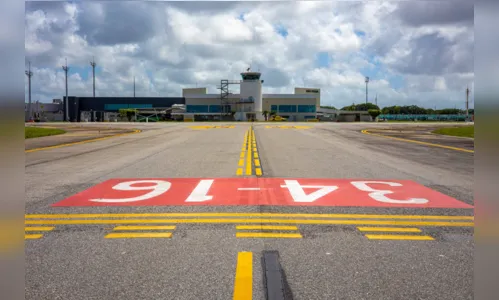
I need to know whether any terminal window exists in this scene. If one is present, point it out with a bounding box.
[186,105,209,113]
[278,105,297,113]
[298,105,316,113]
[270,105,278,112]
[129,104,153,109]
[104,104,129,111]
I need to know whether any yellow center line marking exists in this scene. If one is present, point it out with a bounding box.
[246,128,252,176]
[25,129,141,153]
[236,225,298,230]
[361,129,474,153]
[25,219,474,227]
[233,252,253,300]
[25,213,474,220]
[236,232,302,238]
[105,232,173,239]
[255,168,263,176]
[253,152,258,158]
[365,234,434,241]
[254,159,260,167]
[25,234,43,240]
[357,227,422,232]
[25,226,55,232]
[236,168,243,176]
[113,225,176,230]
[238,159,245,167]
[240,152,245,158]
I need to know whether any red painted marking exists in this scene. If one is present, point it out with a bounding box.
[52,178,473,208]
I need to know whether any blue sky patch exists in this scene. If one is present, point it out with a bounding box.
[388,75,405,90]
[275,25,288,37]
[354,30,366,37]
[315,52,331,68]
[237,13,245,21]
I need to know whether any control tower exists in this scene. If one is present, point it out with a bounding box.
[240,71,264,121]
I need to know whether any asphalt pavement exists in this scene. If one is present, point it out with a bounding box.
[25,122,474,300]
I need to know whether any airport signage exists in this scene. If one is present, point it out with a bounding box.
[305,89,319,93]
[53,178,472,208]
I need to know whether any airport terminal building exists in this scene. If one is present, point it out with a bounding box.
[182,71,319,121]
[51,71,320,122]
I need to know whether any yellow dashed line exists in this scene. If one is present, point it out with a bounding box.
[365,234,434,241]
[255,168,262,176]
[105,232,172,239]
[357,227,422,232]
[236,225,298,230]
[25,226,54,232]
[25,234,43,240]
[254,159,260,167]
[236,232,302,238]
[236,168,243,176]
[246,129,252,176]
[233,252,253,300]
[113,225,176,230]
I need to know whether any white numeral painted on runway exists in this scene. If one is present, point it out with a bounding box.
[90,180,171,203]
[281,180,338,203]
[185,179,215,202]
[350,181,429,204]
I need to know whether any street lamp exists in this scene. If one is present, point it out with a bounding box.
[365,76,369,105]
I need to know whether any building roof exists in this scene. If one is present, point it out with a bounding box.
[184,93,317,99]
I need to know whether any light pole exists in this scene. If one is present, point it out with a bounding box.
[465,86,470,120]
[90,57,96,98]
[25,61,33,121]
[62,58,69,121]
[365,76,369,105]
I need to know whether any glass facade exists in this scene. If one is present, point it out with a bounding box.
[129,104,153,109]
[208,105,230,113]
[270,105,278,112]
[298,105,316,113]
[278,105,297,113]
[104,104,153,111]
[186,105,209,113]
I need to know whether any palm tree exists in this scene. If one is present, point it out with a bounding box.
[262,110,269,121]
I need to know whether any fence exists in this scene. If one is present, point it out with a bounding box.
[379,114,467,121]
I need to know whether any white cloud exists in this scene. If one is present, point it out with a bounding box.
[24,1,474,109]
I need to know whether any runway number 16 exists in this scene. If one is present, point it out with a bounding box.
[90,180,172,203]
[89,179,215,203]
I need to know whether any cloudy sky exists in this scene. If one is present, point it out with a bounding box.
[25,1,474,109]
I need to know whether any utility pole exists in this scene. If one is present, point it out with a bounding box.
[90,57,96,98]
[365,76,369,105]
[133,76,136,98]
[465,86,470,119]
[62,58,69,121]
[375,93,378,107]
[25,61,33,121]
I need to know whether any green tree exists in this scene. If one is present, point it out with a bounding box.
[368,109,381,120]
[119,109,137,122]
[262,110,269,121]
